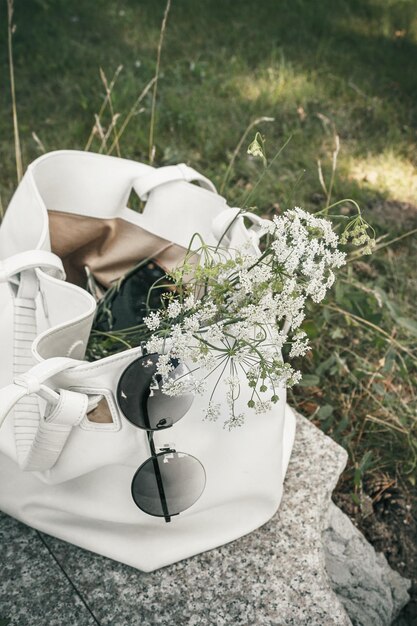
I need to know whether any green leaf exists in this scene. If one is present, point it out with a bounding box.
[371,382,386,396]
[354,467,362,488]
[334,415,349,435]
[396,316,417,337]
[374,288,417,336]
[299,374,320,387]
[316,355,336,376]
[330,327,344,339]
[317,404,334,419]
[351,492,360,506]
[359,450,373,472]
[335,281,345,305]
[374,287,404,319]
[302,320,320,339]
[323,307,331,322]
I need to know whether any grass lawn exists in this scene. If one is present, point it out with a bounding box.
[1,0,417,616]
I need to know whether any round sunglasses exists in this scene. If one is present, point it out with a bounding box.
[116,352,206,523]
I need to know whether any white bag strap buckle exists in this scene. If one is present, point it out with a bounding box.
[0,357,89,472]
[133,163,217,201]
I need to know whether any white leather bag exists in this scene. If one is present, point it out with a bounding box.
[0,151,296,571]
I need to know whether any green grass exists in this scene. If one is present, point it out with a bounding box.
[1,0,417,494]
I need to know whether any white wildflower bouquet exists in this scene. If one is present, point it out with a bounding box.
[136,204,373,429]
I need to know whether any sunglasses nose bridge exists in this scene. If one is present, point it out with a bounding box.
[155,416,173,429]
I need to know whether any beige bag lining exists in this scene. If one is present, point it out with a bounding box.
[48,210,187,288]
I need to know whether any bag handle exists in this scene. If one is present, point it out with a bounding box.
[0,249,92,472]
[0,250,65,282]
[0,357,90,472]
[133,163,217,200]
[211,208,270,253]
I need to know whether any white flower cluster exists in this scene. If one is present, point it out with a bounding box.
[143,207,346,428]
[260,207,346,305]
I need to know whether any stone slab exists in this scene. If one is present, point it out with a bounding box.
[324,502,411,626]
[0,512,97,626]
[36,414,351,626]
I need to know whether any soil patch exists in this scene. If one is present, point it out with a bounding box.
[334,482,417,624]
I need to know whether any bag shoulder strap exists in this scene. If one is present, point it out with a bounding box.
[0,249,88,473]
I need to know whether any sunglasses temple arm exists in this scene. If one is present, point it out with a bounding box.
[148,432,171,523]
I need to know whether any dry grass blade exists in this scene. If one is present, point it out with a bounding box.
[7,0,23,182]
[317,158,327,197]
[371,228,417,254]
[148,0,172,164]
[359,380,412,432]
[99,67,121,157]
[317,132,340,210]
[365,414,409,435]
[99,113,121,154]
[107,76,156,155]
[32,131,46,153]
[85,64,123,151]
[327,133,340,206]
[93,114,105,143]
[327,303,417,362]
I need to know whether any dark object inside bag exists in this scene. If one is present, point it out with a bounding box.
[92,260,174,332]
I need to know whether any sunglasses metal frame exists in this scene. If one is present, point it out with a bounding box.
[116,352,205,523]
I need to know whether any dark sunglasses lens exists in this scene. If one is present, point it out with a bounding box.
[117,354,194,430]
[131,452,205,517]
